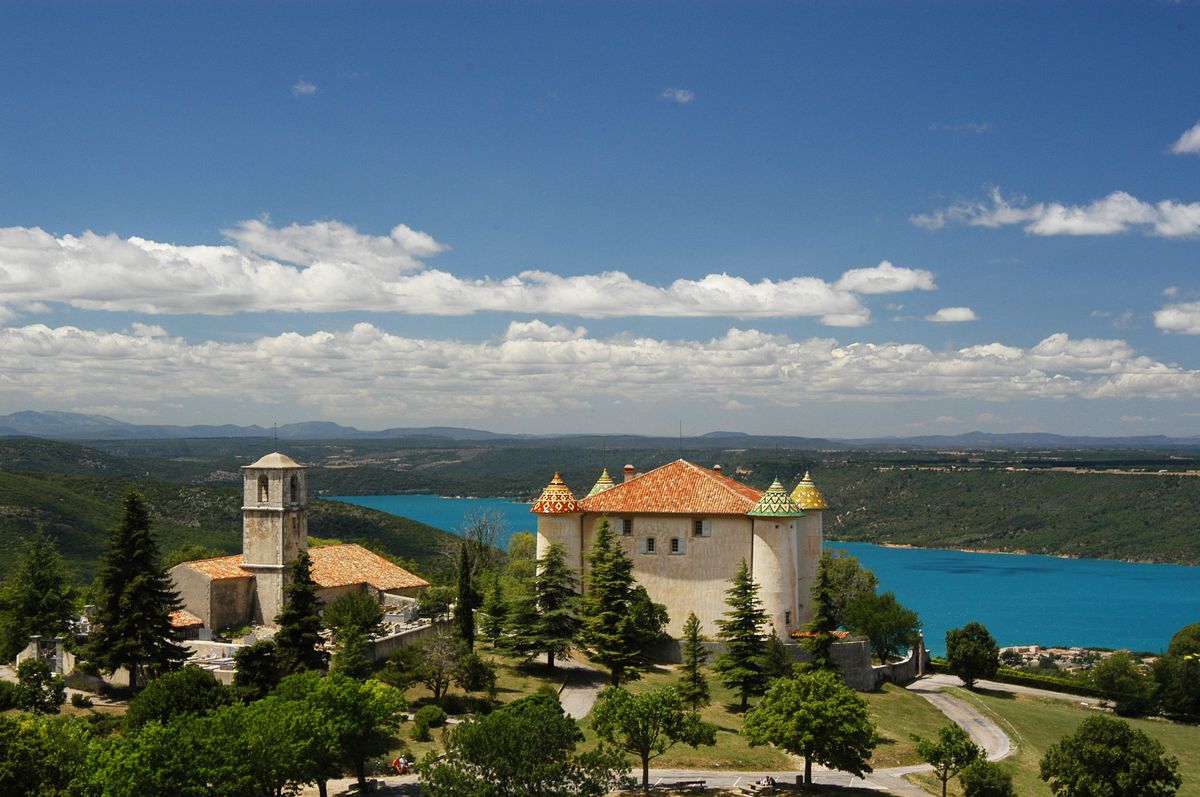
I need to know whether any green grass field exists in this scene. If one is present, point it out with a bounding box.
[908,688,1200,797]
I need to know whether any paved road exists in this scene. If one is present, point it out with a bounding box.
[556,657,609,719]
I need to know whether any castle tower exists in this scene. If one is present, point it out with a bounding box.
[586,468,615,498]
[748,478,803,635]
[531,472,584,581]
[241,452,308,625]
[791,471,828,627]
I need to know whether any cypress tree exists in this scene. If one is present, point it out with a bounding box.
[86,491,187,690]
[677,612,711,710]
[0,527,76,662]
[580,519,649,686]
[455,543,480,649]
[479,576,507,647]
[274,550,328,674]
[712,559,769,709]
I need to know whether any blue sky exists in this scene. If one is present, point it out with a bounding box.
[1,1,1199,437]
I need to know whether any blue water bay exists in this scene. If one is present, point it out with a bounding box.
[330,494,1200,656]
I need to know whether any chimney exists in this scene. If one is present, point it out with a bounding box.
[623,464,636,482]
[713,464,722,473]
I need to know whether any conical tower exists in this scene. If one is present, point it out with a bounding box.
[586,468,615,498]
[531,472,584,585]
[791,471,827,628]
[749,477,802,634]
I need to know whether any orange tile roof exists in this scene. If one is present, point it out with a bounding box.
[308,544,429,591]
[176,544,428,592]
[578,459,763,515]
[179,554,252,580]
[169,609,204,628]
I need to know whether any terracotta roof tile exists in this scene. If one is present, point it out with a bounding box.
[176,544,428,592]
[308,544,429,591]
[169,609,204,628]
[578,459,763,515]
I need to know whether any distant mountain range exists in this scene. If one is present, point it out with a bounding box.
[2,410,1199,449]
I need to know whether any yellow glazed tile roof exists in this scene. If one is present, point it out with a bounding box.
[531,471,583,514]
[578,459,763,515]
[790,471,829,510]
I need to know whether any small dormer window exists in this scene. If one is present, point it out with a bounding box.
[257,475,269,502]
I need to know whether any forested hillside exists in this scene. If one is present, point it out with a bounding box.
[0,468,456,582]
[2,436,1199,569]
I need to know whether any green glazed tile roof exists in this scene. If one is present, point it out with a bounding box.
[586,468,615,498]
[747,478,803,517]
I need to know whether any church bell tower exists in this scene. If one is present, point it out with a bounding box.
[241,452,308,625]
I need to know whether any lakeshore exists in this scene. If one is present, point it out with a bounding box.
[329,493,1200,657]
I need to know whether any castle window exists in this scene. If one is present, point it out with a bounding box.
[621,518,633,536]
[639,536,656,554]
[670,537,686,554]
[785,610,792,626]
[289,475,299,504]
[257,475,269,502]
[693,519,712,537]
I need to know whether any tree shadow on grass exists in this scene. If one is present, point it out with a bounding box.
[968,686,1016,700]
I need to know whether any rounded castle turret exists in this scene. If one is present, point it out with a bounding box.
[531,472,584,575]
[748,478,803,634]
[791,471,828,628]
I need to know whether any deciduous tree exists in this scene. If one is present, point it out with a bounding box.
[959,759,1016,797]
[820,549,879,629]
[1154,621,1200,719]
[911,723,983,797]
[16,657,65,714]
[233,639,281,701]
[743,667,877,788]
[846,590,921,664]
[85,491,188,689]
[591,685,717,791]
[945,621,999,688]
[1039,715,1180,797]
[713,559,769,708]
[125,665,232,730]
[1091,651,1156,717]
[420,691,625,797]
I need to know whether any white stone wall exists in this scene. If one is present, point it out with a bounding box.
[794,510,824,627]
[751,517,799,636]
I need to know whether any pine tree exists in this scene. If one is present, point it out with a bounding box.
[804,553,841,669]
[0,527,76,662]
[274,550,328,674]
[712,559,769,709]
[580,519,652,686]
[455,543,480,649]
[677,612,711,710]
[503,543,580,669]
[86,491,187,689]
[331,625,374,680]
[479,576,507,647]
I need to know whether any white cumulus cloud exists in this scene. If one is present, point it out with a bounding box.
[912,188,1200,238]
[0,222,936,325]
[926,307,978,323]
[292,80,318,96]
[0,323,1194,423]
[1170,121,1200,155]
[1154,300,1200,335]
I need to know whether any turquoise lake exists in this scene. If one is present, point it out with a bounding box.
[330,494,1200,656]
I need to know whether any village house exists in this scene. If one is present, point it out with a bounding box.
[532,459,828,639]
[170,452,428,634]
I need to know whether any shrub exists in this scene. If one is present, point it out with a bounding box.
[411,703,448,741]
[70,692,94,709]
[960,759,1015,797]
[0,679,19,710]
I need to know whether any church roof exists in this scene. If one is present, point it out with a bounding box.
[531,472,583,514]
[173,544,428,592]
[586,468,615,498]
[244,451,303,469]
[748,478,804,517]
[169,609,204,628]
[578,459,763,515]
[790,471,829,510]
